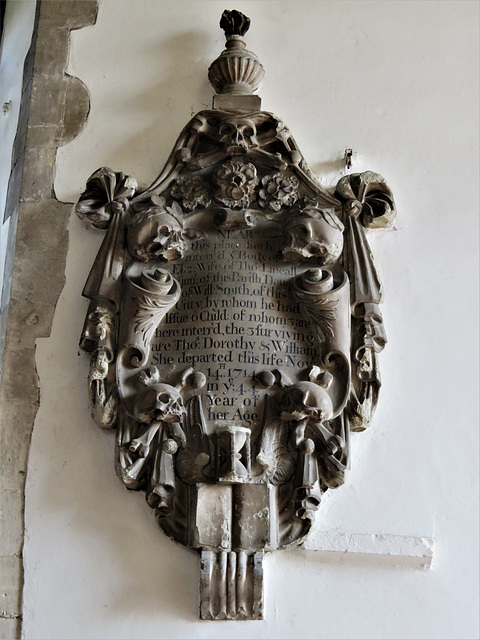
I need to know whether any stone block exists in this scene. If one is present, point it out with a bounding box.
[0,402,35,490]
[20,147,56,201]
[62,76,90,144]
[213,94,262,111]
[0,490,24,557]
[33,27,70,77]
[9,200,69,302]
[0,351,38,407]
[28,75,67,129]
[0,617,20,640]
[39,0,98,30]
[232,483,271,550]
[26,124,61,149]
[5,296,56,350]
[0,556,22,617]
[195,484,232,550]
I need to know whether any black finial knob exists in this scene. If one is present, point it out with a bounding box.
[220,9,251,37]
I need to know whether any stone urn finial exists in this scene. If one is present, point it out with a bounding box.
[208,9,265,98]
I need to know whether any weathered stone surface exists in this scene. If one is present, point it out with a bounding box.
[20,147,56,201]
[9,201,69,301]
[0,556,22,617]
[62,75,91,144]
[0,401,36,490]
[4,296,56,350]
[0,2,98,634]
[29,75,67,129]
[0,617,20,640]
[26,123,61,149]
[200,550,263,620]
[0,490,24,557]
[39,0,98,30]
[0,351,38,408]
[33,27,70,77]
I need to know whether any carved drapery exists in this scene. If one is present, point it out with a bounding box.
[76,10,396,621]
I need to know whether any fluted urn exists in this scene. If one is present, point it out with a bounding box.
[208,9,265,96]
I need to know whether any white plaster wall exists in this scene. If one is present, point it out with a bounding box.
[23,1,479,638]
[0,0,37,299]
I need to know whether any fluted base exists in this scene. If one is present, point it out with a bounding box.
[200,550,264,620]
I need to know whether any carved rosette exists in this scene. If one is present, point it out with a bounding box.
[170,174,211,210]
[214,159,258,208]
[77,10,396,622]
[259,173,299,211]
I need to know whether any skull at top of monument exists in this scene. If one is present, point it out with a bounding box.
[219,118,258,152]
[127,200,184,262]
[283,205,344,265]
[282,381,334,423]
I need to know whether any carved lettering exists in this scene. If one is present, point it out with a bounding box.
[150,226,317,426]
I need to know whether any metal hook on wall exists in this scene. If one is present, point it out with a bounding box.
[344,148,353,170]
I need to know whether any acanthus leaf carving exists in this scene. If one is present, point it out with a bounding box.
[120,266,181,356]
[292,272,339,343]
[132,294,172,343]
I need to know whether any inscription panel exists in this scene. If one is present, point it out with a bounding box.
[151,224,317,428]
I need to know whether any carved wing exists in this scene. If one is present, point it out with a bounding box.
[175,395,211,483]
[257,396,294,484]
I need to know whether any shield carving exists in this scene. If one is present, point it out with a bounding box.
[77,10,396,620]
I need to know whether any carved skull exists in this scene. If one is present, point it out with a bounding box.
[219,118,258,152]
[153,384,186,422]
[283,207,344,265]
[127,205,184,262]
[134,382,186,424]
[282,381,333,423]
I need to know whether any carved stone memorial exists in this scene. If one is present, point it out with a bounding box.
[77,10,396,620]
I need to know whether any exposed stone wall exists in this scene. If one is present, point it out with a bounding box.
[0,2,97,637]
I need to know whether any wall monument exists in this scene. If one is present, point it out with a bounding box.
[76,10,396,620]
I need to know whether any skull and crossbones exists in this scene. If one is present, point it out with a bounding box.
[219,118,258,153]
